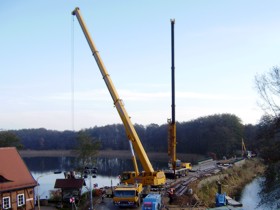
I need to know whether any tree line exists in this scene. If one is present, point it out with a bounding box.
[0,113,257,159]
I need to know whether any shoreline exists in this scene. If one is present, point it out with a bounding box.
[19,149,204,162]
[18,149,171,161]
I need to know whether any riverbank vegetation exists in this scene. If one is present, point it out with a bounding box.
[193,158,265,208]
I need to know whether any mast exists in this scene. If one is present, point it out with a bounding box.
[168,19,177,170]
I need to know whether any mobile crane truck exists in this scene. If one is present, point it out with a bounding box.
[166,19,192,179]
[72,7,166,207]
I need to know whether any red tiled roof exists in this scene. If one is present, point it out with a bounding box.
[54,179,84,189]
[0,147,37,192]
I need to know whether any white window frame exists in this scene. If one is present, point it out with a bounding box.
[17,193,25,206]
[2,196,11,209]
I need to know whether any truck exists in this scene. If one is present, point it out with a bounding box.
[113,183,142,207]
[166,19,191,179]
[165,160,191,179]
[72,7,166,207]
[142,193,162,210]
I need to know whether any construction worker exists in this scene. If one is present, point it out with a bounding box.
[168,188,175,204]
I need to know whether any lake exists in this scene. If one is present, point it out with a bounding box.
[23,156,167,199]
[24,156,279,209]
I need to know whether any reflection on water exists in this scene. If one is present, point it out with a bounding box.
[24,156,166,176]
[24,156,75,173]
[23,156,166,199]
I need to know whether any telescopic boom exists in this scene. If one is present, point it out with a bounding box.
[72,7,154,173]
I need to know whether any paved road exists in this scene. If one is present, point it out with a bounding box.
[35,198,142,210]
[92,197,142,210]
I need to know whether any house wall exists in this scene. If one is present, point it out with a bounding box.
[0,187,35,210]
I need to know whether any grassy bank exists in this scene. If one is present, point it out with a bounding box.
[194,158,265,207]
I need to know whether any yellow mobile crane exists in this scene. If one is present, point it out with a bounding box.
[241,138,247,157]
[242,138,252,158]
[166,20,192,179]
[72,7,165,187]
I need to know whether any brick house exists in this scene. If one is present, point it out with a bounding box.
[0,147,37,210]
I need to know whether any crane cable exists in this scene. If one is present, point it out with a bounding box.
[71,15,75,131]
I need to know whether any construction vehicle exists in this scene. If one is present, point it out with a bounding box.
[167,159,192,170]
[142,193,162,210]
[242,138,253,159]
[215,181,226,207]
[166,19,192,179]
[72,7,165,207]
[113,183,142,207]
[165,159,192,178]
[241,138,247,157]
[181,162,192,170]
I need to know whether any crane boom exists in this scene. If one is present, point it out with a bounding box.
[168,19,177,170]
[167,19,192,176]
[72,7,154,173]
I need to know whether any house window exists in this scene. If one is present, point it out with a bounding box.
[2,196,11,209]
[17,193,25,206]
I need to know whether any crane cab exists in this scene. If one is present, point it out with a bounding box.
[121,171,138,185]
[120,171,165,187]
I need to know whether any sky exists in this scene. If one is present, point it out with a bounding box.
[1,1,280,131]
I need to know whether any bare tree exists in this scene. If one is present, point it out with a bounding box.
[255,67,280,117]
[73,131,100,176]
[255,67,280,162]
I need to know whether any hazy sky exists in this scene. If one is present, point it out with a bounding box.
[1,1,280,131]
